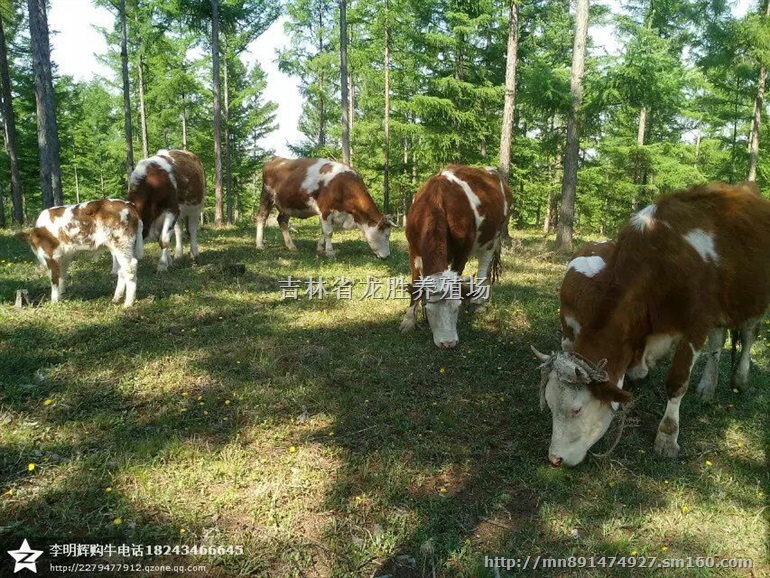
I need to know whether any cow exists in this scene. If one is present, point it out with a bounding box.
[255,156,394,258]
[127,149,205,271]
[532,181,768,467]
[17,199,143,307]
[399,165,513,348]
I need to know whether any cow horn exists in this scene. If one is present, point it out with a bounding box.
[531,345,551,362]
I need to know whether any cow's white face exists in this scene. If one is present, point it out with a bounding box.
[533,348,627,467]
[425,297,462,348]
[361,220,393,259]
[423,271,464,348]
[543,369,615,466]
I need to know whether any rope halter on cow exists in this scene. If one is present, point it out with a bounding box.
[533,347,632,459]
[533,348,610,410]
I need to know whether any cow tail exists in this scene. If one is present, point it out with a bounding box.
[134,219,145,259]
[490,241,503,285]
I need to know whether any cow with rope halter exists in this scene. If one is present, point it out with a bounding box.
[533,181,768,466]
[399,166,513,348]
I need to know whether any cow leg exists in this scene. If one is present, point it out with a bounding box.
[654,338,703,457]
[400,289,420,333]
[187,207,202,264]
[111,254,120,276]
[157,211,177,272]
[173,219,185,261]
[470,242,496,311]
[46,258,61,303]
[696,327,726,402]
[112,250,138,307]
[316,216,334,258]
[731,317,760,391]
[255,186,275,250]
[277,213,297,251]
[57,255,71,300]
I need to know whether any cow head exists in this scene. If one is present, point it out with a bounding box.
[532,346,630,466]
[422,270,466,348]
[361,216,396,259]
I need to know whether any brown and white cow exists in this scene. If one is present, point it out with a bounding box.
[255,156,394,258]
[533,181,768,466]
[128,149,205,271]
[18,199,143,306]
[399,166,513,348]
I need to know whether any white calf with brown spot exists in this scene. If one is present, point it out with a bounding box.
[19,200,143,306]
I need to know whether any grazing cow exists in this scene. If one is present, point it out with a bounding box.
[17,200,143,307]
[560,240,616,352]
[128,149,205,271]
[399,165,513,348]
[533,181,768,466]
[255,156,394,258]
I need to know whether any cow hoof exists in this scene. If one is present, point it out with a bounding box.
[654,432,680,457]
[174,252,184,261]
[696,386,716,403]
[730,372,750,392]
[469,302,488,314]
[157,264,169,273]
[318,250,335,259]
[399,318,416,333]
[256,244,264,250]
[287,245,298,252]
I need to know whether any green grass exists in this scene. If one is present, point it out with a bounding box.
[0,222,768,577]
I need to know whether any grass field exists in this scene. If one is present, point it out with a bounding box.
[1,221,768,577]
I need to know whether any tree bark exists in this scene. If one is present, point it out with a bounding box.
[339,0,350,165]
[28,0,62,207]
[383,0,390,214]
[211,0,224,225]
[181,92,188,150]
[498,0,519,183]
[556,0,589,251]
[137,52,149,158]
[0,16,24,224]
[748,0,770,182]
[317,0,326,149]
[224,41,233,224]
[119,0,134,183]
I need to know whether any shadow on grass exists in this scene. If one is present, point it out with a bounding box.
[0,225,767,577]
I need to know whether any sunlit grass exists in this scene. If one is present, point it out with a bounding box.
[1,222,768,577]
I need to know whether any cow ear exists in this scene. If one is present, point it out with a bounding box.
[384,215,399,228]
[591,381,632,405]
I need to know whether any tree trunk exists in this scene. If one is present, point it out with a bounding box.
[0,173,5,228]
[383,0,390,214]
[498,0,519,183]
[556,0,589,251]
[119,0,134,182]
[339,0,350,164]
[317,1,326,149]
[74,165,80,203]
[748,1,770,181]
[137,52,149,158]
[0,16,24,224]
[224,41,233,224]
[211,0,224,225]
[181,92,188,150]
[348,31,354,163]
[28,0,62,207]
